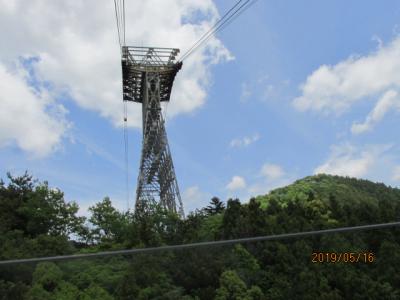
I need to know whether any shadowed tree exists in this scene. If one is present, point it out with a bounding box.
[204,197,225,215]
[88,197,130,244]
[0,172,85,238]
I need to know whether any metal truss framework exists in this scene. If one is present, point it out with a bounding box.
[121,46,184,218]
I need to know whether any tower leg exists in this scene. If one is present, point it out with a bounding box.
[135,72,184,218]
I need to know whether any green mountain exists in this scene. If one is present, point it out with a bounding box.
[256,174,400,227]
[1,173,400,299]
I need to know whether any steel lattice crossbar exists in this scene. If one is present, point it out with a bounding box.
[121,46,184,218]
[121,47,182,103]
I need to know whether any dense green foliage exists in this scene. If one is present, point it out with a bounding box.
[0,173,399,299]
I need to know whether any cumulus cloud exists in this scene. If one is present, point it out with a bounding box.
[182,185,211,213]
[245,163,290,197]
[260,163,285,180]
[225,164,290,200]
[226,176,246,191]
[0,63,68,157]
[392,166,400,182]
[351,89,400,134]
[230,133,260,148]
[75,133,124,170]
[0,0,232,154]
[314,143,391,178]
[240,82,252,102]
[293,36,400,132]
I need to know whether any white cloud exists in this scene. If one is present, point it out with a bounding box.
[351,89,400,134]
[223,164,292,200]
[226,176,246,191]
[371,35,384,49]
[392,166,400,182]
[0,63,68,157]
[230,133,260,148]
[246,163,290,197]
[314,143,391,178]
[240,82,252,102]
[247,179,289,198]
[262,84,275,99]
[182,185,211,213]
[0,0,232,154]
[260,163,285,180]
[74,133,124,170]
[77,194,129,218]
[293,36,400,131]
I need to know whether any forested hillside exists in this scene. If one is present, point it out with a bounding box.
[1,173,399,299]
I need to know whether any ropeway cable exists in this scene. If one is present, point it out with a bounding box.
[0,221,399,265]
[180,0,259,62]
[114,0,130,209]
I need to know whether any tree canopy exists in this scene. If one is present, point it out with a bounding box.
[0,173,399,299]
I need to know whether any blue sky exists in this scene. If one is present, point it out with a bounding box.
[1,0,400,215]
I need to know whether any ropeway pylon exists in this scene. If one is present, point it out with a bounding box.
[121,46,184,218]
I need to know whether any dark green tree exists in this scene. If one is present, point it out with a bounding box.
[0,172,85,238]
[215,270,247,300]
[88,197,130,245]
[204,197,225,215]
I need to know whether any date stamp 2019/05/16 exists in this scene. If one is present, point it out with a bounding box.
[311,252,375,263]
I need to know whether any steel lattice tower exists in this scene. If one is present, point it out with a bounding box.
[121,46,184,218]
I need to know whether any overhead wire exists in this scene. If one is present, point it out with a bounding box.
[179,0,258,62]
[123,101,130,210]
[201,0,258,50]
[113,0,259,209]
[121,0,129,210]
[114,0,130,210]
[113,0,122,50]
[1,221,399,265]
[122,1,129,210]
[123,0,126,46]
[179,0,245,61]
